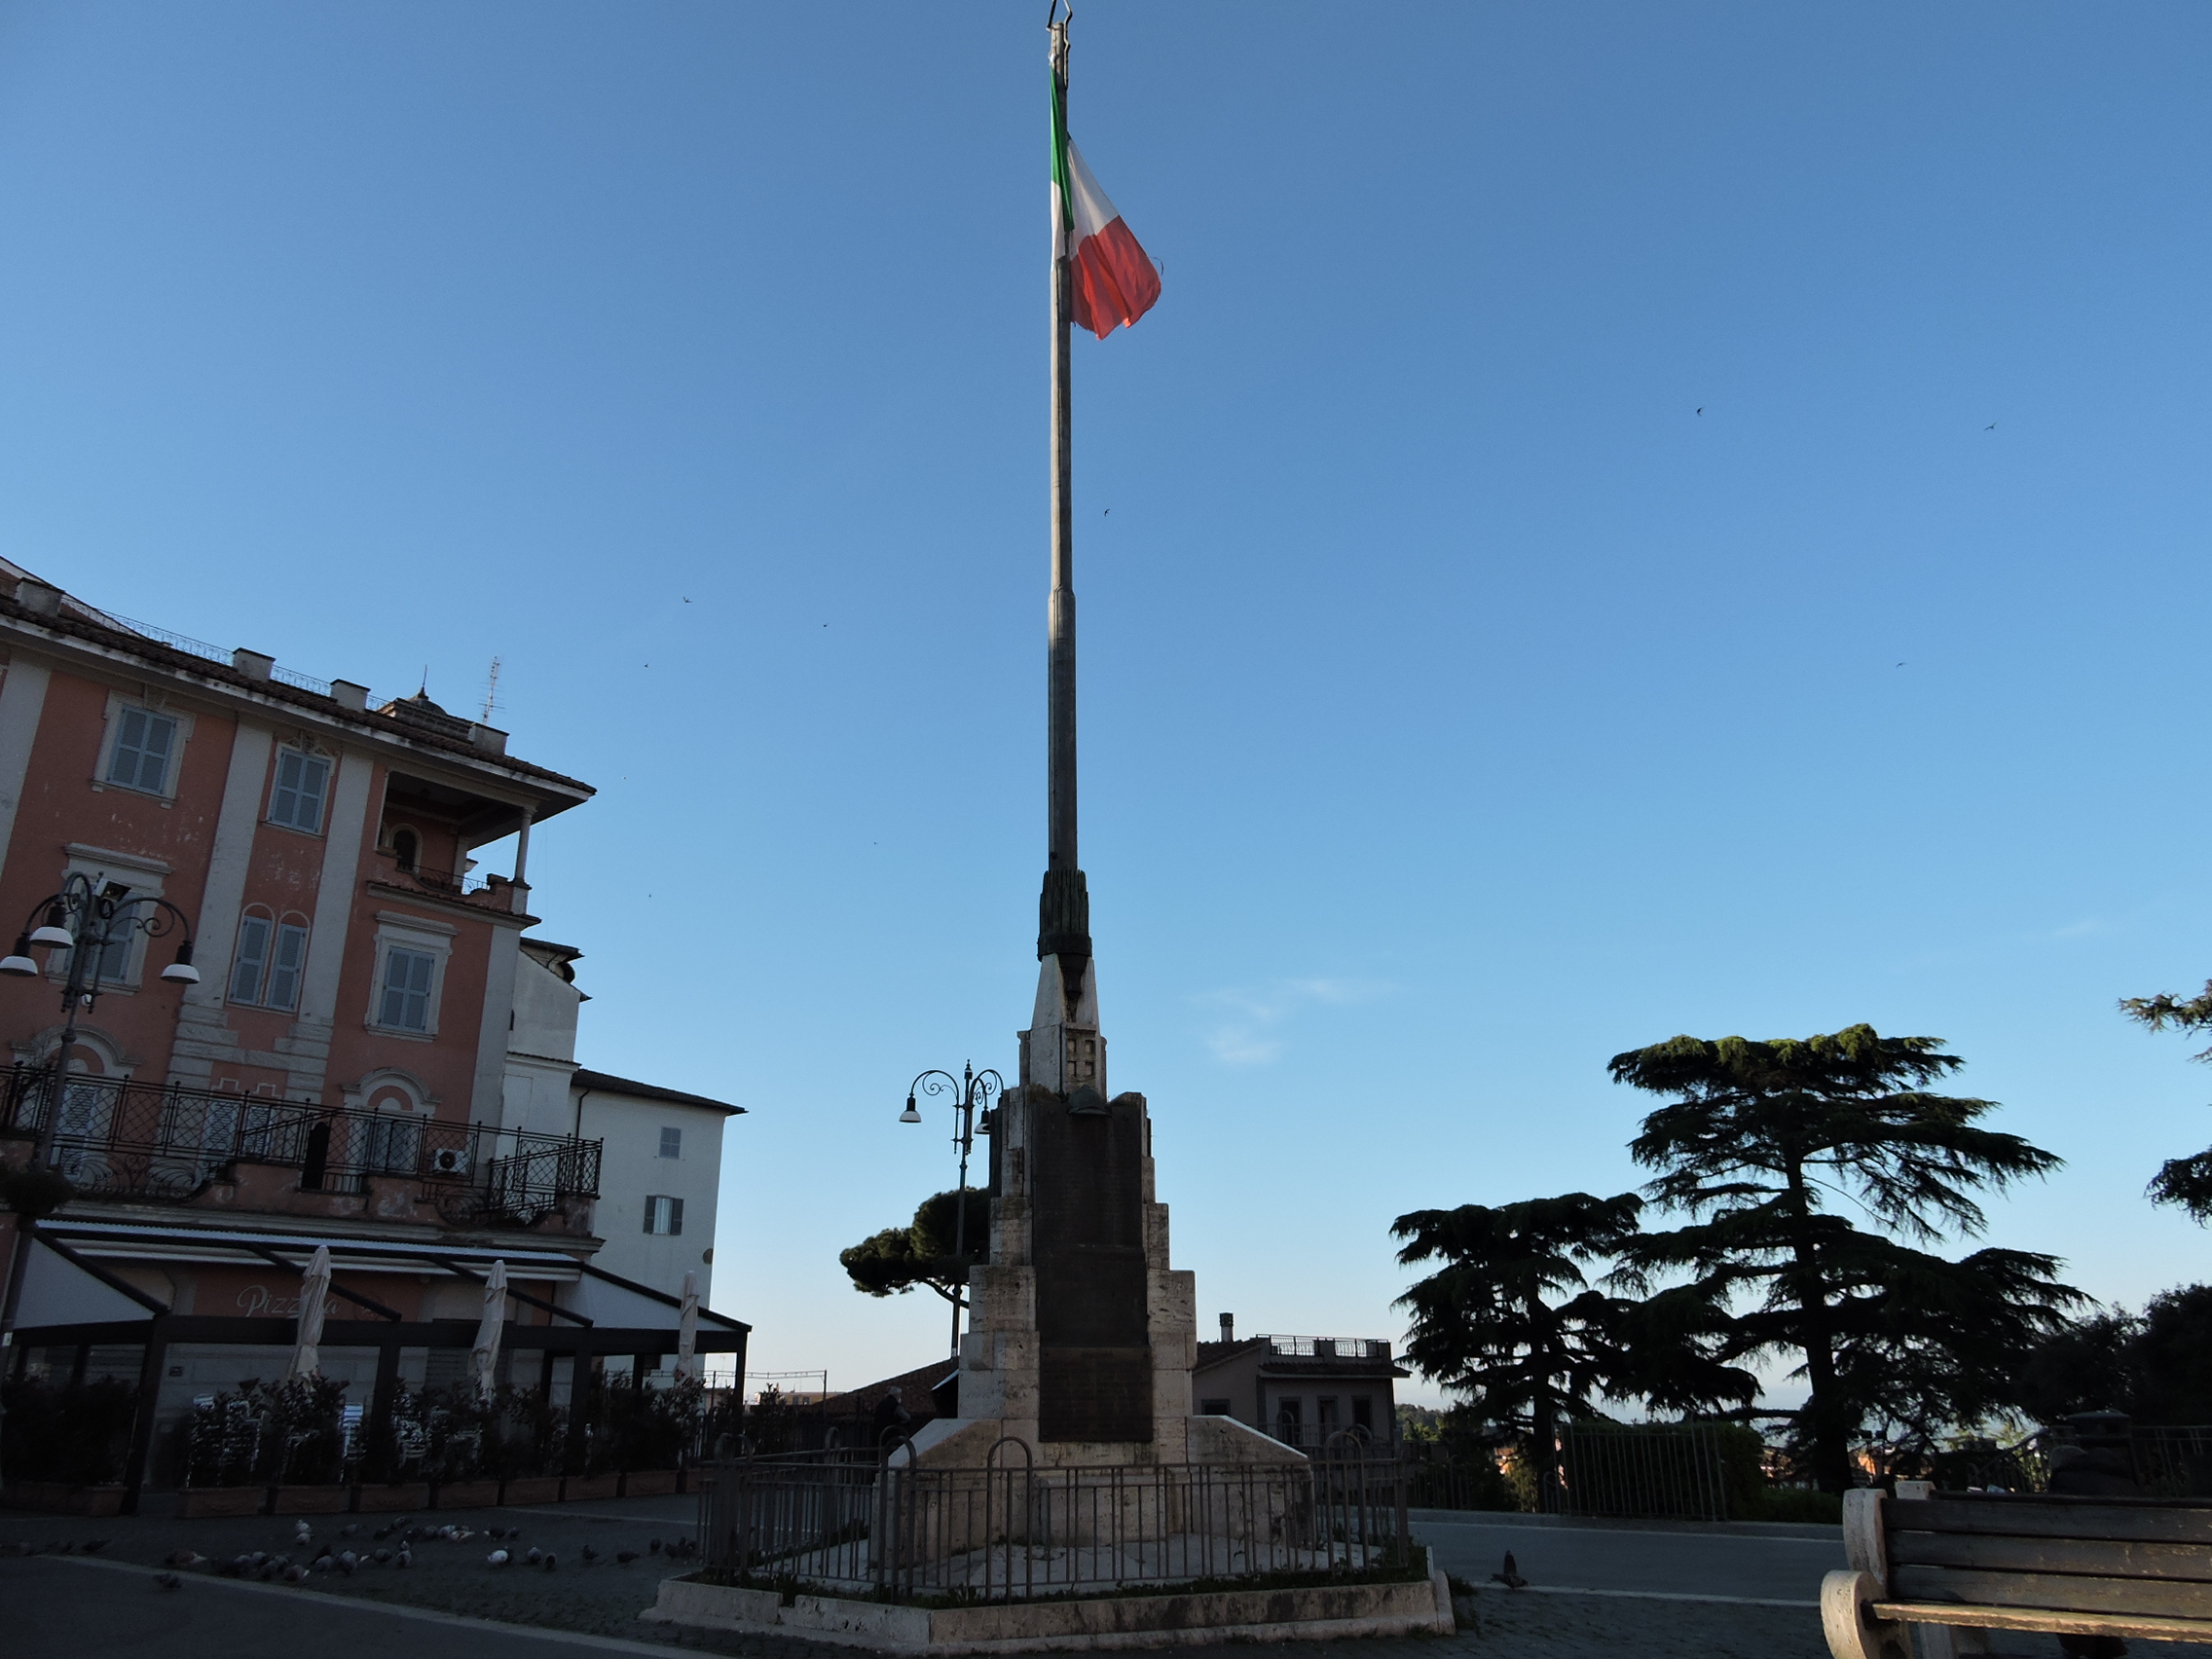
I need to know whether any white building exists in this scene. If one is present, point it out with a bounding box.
[503,938,742,1313]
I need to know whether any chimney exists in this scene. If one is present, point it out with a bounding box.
[468,722,508,756]
[232,647,274,682]
[1219,1312,1235,1344]
[14,579,61,617]
[330,680,369,712]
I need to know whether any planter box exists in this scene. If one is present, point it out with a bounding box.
[500,1477,561,1505]
[0,1481,125,1517]
[432,1479,500,1511]
[353,1483,431,1514]
[562,1473,620,1502]
[621,1470,680,1498]
[178,1486,270,1518]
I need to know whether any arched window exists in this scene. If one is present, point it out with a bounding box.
[390,828,420,873]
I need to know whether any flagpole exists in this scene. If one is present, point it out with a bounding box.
[1040,8,1090,988]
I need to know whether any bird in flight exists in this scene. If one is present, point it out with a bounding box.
[1696,408,1703,416]
[1103,507,1111,516]
[682,597,691,604]
[1985,424,1997,431]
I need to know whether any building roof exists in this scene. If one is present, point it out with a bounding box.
[0,573,594,812]
[1194,1335,1410,1380]
[572,1067,746,1115]
[823,1359,959,1419]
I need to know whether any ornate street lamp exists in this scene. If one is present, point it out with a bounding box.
[901,1061,1003,1358]
[0,873,199,1347]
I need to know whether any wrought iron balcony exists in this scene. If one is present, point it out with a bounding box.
[0,1065,600,1226]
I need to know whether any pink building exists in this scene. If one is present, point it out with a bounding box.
[0,564,745,1507]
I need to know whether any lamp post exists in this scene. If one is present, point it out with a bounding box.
[0,873,199,1350]
[901,1061,1003,1358]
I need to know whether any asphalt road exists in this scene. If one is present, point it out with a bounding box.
[1412,1513,1845,1604]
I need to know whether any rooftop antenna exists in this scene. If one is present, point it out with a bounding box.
[481,656,502,723]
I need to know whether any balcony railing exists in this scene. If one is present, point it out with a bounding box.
[0,1065,599,1225]
[1264,1336,1394,1362]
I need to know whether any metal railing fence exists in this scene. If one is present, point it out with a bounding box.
[697,1437,1414,1603]
[1554,1420,1731,1522]
[0,1064,600,1221]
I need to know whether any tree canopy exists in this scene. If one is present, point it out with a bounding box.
[2118,981,2212,1221]
[839,1187,989,1307]
[1392,1192,1756,1502]
[1611,1024,2077,1492]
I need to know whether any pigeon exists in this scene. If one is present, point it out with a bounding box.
[615,1550,638,1565]
[1985,424,1997,431]
[248,1551,268,1567]
[1696,408,1703,416]
[397,1547,413,1568]
[373,1525,396,1541]
[313,1552,335,1573]
[578,1543,599,1563]
[293,1521,313,1542]
[337,1550,358,1576]
[1493,1551,1529,1590]
[341,1524,359,1537]
[525,1546,542,1565]
[374,1548,392,1565]
[487,1549,510,1567]
[282,1565,310,1584]
[81,1539,107,1553]
[165,1549,207,1568]
[648,1538,662,1554]
[541,1554,558,1571]
[217,1556,249,1578]
[154,1572,182,1592]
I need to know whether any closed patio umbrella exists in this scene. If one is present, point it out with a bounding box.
[471,1259,508,1397]
[290,1244,332,1378]
[674,1271,700,1381]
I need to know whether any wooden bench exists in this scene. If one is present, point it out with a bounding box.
[1824,1483,2212,1659]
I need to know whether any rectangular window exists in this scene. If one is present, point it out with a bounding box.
[644,1195,684,1235]
[658,1126,682,1160]
[1199,1398,1233,1417]
[268,749,331,832]
[106,708,177,793]
[266,922,309,1012]
[230,915,272,1003]
[379,946,435,1031]
[1352,1396,1374,1432]
[89,893,136,982]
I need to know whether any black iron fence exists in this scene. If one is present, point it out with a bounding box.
[0,1064,600,1223]
[1555,1421,1732,1521]
[697,1440,1416,1603]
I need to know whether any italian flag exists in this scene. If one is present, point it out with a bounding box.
[1052,72,1161,339]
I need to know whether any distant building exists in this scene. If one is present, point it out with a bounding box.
[504,936,742,1310]
[1192,1315,1408,1450]
[0,564,747,1506]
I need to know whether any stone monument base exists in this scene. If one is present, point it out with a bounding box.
[898,1411,1309,1472]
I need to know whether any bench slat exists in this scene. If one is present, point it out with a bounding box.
[1890,1531,2212,1583]
[1891,1565,2212,1622]
[1874,1600,2212,1643]
[1886,1498,2212,1546]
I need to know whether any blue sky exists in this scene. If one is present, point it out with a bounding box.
[3,4,2210,1405]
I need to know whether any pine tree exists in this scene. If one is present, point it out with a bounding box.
[1610,1024,2076,1491]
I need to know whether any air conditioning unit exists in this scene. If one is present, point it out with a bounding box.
[429,1147,472,1177]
